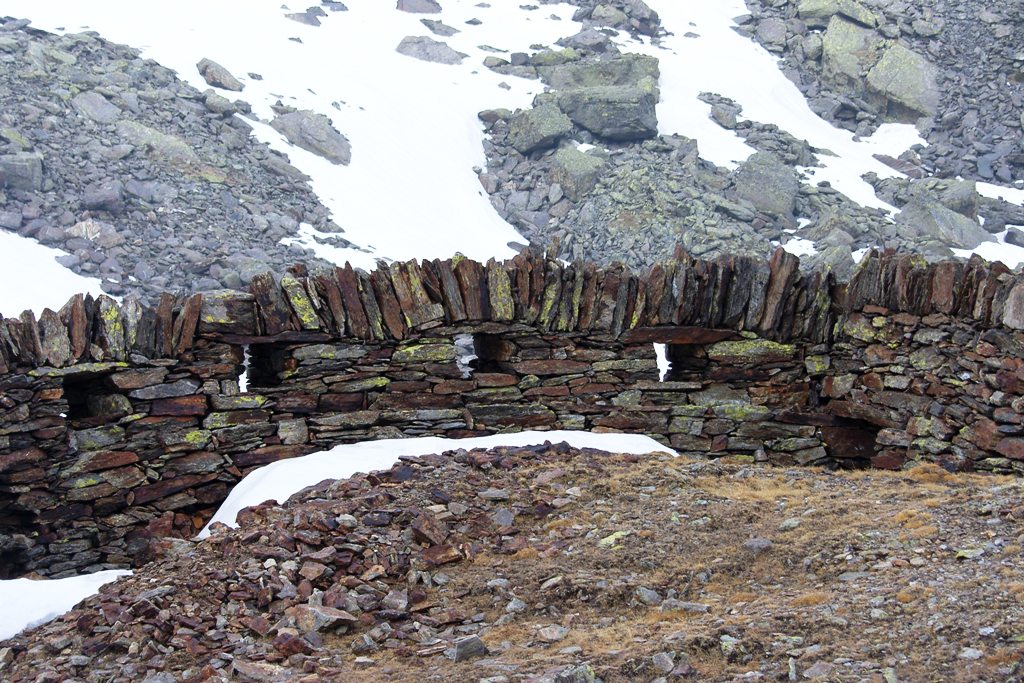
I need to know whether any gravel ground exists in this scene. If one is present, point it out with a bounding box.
[2,443,1022,682]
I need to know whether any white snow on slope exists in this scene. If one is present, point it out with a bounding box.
[7,0,582,270]
[628,0,923,212]
[0,231,106,315]
[200,431,675,537]
[0,570,130,640]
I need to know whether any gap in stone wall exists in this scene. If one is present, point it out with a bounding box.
[454,333,477,379]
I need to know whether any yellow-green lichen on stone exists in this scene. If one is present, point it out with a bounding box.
[280,275,321,331]
[392,341,456,364]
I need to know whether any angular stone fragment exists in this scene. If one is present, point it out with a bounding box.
[128,379,201,400]
[197,58,244,91]
[508,103,573,154]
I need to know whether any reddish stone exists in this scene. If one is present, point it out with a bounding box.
[275,393,319,413]
[0,446,44,473]
[411,512,448,546]
[871,450,907,470]
[388,381,432,392]
[996,438,1024,460]
[420,544,462,567]
[433,380,477,394]
[593,413,667,431]
[524,386,570,398]
[318,393,365,412]
[132,473,217,505]
[511,359,590,376]
[233,444,311,468]
[152,395,208,416]
[473,373,517,387]
[35,388,64,400]
[571,383,618,395]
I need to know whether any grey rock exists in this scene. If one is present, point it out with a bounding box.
[757,18,788,45]
[821,17,882,86]
[271,110,351,165]
[550,147,605,200]
[82,180,125,213]
[395,36,467,65]
[797,0,877,29]
[397,0,442,13]
[538,624,570,642]
[0,152,44,191]
[743,537,773,554]
[129,379,202,400]
[197,58,244,91]
[508,103,573,154]
[421,19,458,36]
[445,634,487,661]
[866,43,939,118]
[556,86,659,141]
[71,91,122,124]
[896,199,991,249]
[539,54,660,90]
[732,153,799,217]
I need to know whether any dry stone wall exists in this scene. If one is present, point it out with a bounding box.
[1,249,1023,577]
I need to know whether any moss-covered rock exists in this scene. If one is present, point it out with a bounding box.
[392,341,457,364]
[866,43,939,117]
[508,103,573,155]
[550,147,606,201]
[556,85,658,141]
[706,338,796,364]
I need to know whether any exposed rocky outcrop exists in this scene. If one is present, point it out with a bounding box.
[2,443,1022,682]
[0,18,351,302]
[741,0,1024,183]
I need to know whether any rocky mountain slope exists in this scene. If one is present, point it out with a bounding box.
[0,17,346,302]
[1,443,1022,682]
[1,1,1023,309]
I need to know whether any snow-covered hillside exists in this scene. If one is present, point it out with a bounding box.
[3,0,1023,319]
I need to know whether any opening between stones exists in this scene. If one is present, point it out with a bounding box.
[62,371,127,426]
[246,343,289,389]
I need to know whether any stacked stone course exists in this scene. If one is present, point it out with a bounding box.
[0,248,1023,577]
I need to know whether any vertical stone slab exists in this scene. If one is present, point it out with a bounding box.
[356,270,386,340]
[487,260,515,323]
[92,296,124,361]
[337,265,371,338]
[59,294,89,362]
[38,308,71,367]
[432,259,468,323]
[930,261,962,315]
[593,264,622,332]
[311,271,347,336]
[576,262,600,331]
[370,267,408,339]
[250,272,296,336]
[537,258,563,330]
[280,275,322,331]
[757,248,800,338]
[455,258,489,321]
[151,293,174,358]
[172,293,203,356]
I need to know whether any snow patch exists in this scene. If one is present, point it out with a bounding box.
[0,231,106,315]
[0,570,130,640]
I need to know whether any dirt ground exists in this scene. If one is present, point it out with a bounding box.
[2,443,1023,682]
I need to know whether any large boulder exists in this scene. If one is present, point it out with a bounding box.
[396,36,466,64]
[508,103,574,155]
[797,0,878,29]
[116,121,199,166]
[0,152,43,191]
[895,199,991,249]
[397,0,441,12]
[821,16,882,86]
[538,53,659,91]
[550,147,606,200]
[731,153,799,218]
[556,86,658,141]
[866,43,939,118]
[907,178,979,219]
[196,58,244,91]
[271,110,352,165]
[71,91,122,124]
